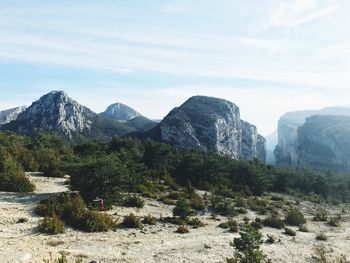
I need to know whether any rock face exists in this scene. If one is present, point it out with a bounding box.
[102,103,141,121]
[0,106,27,125]
[275,107,350,167]
[154,96,266,162]
[2,91,96,138]
[297,115,350,172]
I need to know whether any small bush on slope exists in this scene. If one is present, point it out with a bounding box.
[284,208,306,226]
[38,215,64,235]
[36,193,115,232]
[228,224,271,263]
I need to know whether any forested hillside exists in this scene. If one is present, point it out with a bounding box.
[1,132,350,203]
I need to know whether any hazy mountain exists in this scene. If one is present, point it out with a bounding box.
[297,115,350,172]
[275,106,350,168]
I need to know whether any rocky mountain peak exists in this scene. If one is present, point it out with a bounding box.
[102,102,141,121]
[3,90,96,137]
[153,95,265,162]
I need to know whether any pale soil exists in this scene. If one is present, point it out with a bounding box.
[0,174,349,263]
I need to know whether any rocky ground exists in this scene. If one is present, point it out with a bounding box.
[0,174,349,263]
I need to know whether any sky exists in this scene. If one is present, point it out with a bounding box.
[1,0,350,136]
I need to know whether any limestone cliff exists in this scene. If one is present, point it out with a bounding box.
[152,96,266,162]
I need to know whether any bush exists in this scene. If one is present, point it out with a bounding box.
[263,214,285,229]
[251,218,263,229]
[17,218,28,223]
[173,198,193,219]
[328,214,341,227]
[142,215,157,225]
[285,208,306,226]
[218,219,239,233]
[189,194,205,211]
[80,211,115,232]
[230,225,269,263]
[187,217,205,228]
[35,193,115,232]
[313,209,328,222]
[266,234,276,244]
[176,225,189,234]
[122,195,145,208]
[38,215,65,235]
[43,253,83,263]
[298,225,309,232]
[316,233,328,241]
[211,197,238,217]
[284,227,296,237]
[122,213,142,229]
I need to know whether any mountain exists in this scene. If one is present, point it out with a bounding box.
[0,106,27,125]
[101,103,157,132]
[275,106,350,167]
[125,116,157,132]
[101,103,141,121]
[297,115,350,172]
[265,129,278,164]
[141,96,266,162]
[1,91,135,140]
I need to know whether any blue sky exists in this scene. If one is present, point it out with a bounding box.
[1,0,350,135]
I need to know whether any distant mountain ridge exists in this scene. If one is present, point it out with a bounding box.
[0,106,27,125]
[1,91,155,140]
[275,106,350,172]
[0,92,266,162]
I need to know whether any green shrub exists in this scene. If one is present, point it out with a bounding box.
[285,208,306,226]
[35,193,115,232]
[316,233,328,241]
[218,219,239,233]
[235,195,247,208]
[38,215,64,235]
[43,253,83,263]
[176,225,189,234]
[142,215,157,225]
[173,198,193,219]
[211,197,238,217]
[271,195,284,202]
[328,214,341,227]
[122,213,142,229]
[17,218,28,223]
[44,169,65,178]
[313,209,328,222]
[284,227,296,237]
[266,234,276,244]
[298,225,309,232]
[251,218,263,229]
[230,224,269,263]
[122,195,145,208]
[189,194,205,210]
[236,208,248,214]
[80,211,115,232]
[263,214,285,229]
[187,217,205,228]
